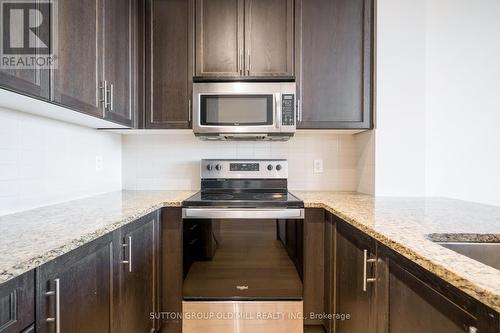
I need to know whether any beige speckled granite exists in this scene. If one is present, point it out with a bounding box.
[0,190,195,284]
[2,190,500,313]
[293,191,500,313]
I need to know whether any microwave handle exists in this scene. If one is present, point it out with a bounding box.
[275,93,282,129]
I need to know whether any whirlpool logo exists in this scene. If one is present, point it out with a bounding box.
[0,0,57,69]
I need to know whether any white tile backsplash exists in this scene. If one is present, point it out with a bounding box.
[122,132,368,191]
[0,107,122,215]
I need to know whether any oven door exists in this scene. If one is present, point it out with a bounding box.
[182,214,303,301]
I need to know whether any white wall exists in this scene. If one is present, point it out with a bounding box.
[122,132,366,192]
[0,108,122,215]
[425,0,500,206]
[374,0,427,196]
[355,130,375,195]
[375,0,500,206]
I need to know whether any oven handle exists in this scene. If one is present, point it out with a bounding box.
[182,208,304,220]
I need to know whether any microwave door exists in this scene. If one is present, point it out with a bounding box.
[196,94,278,134]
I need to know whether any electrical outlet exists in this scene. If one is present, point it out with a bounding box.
[313,159,323,173]
[95,155,103,172]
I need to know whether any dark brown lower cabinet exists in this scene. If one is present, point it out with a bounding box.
[160,207,184,333]
[117,211,160,333]
[323,213,334,333]
[303,209,326,326]
[323,213,500,333]
[34,211,161,333]
[36,234,114,333]
[381,245,500,333]
[20,326,34,333]
[389,261,476,333]
[0,271,34,333]
[335,217,377,333]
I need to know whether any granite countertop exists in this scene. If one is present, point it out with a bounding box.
[294,191,500,313]
[0,190,195,283]
[1,190,500,313]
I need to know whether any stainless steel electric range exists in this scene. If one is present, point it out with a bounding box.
[181,159,304,333]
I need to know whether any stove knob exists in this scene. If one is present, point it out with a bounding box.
[206,164,213,171]
[215,164,222,171]
[276,164,282,171]
[267,164,273,171]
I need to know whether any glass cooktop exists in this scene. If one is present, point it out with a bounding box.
[182,191,304,208]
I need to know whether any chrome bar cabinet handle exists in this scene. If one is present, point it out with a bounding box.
[239,49,243,75]
[109,83,114,112]
[45,278,61,333]
[99,80,108,115]
[122,236,133,273]
[363,249,377,292]
[246,50,251,75]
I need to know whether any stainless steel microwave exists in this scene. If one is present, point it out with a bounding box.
[192,82,297,141]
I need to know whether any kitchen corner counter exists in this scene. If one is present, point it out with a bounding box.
[2,190,500,314]
[0,190,195,284]
[293,191,500,313]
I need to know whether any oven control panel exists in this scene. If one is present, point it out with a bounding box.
[230,163,259,172]
[202,159,288,179]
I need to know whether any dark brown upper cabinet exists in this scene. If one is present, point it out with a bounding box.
[244,0,294,77]
[194,0,294,80]
[103,0,135,127]
[51,0,104,118]
[144,0,194,129]
[297,0,373,129]
[0,65,49,100]
[195,0,242,78]
[0,1,50,100]
[51,0,134,126]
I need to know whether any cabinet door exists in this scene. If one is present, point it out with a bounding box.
[335,219,375,333]
[303,208,325,326]
[389,261,478,333]
[323,213,334,333]
[195,0,243,77]
[0,67,49,100]
[118,212,159,333]
[145,0,193,129]
[0,67,48,99]
[161,208,184,333]
[0,1,50,99]
[244,0,294,77]
[0,271,34,333]
[36,235,113,333]
[104,0,134,126]
[51,0,104,117]
[298,0,373,129]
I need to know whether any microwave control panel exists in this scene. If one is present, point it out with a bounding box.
[281,94,295,126]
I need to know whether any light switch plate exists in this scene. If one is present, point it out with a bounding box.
[313,159,323,173]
